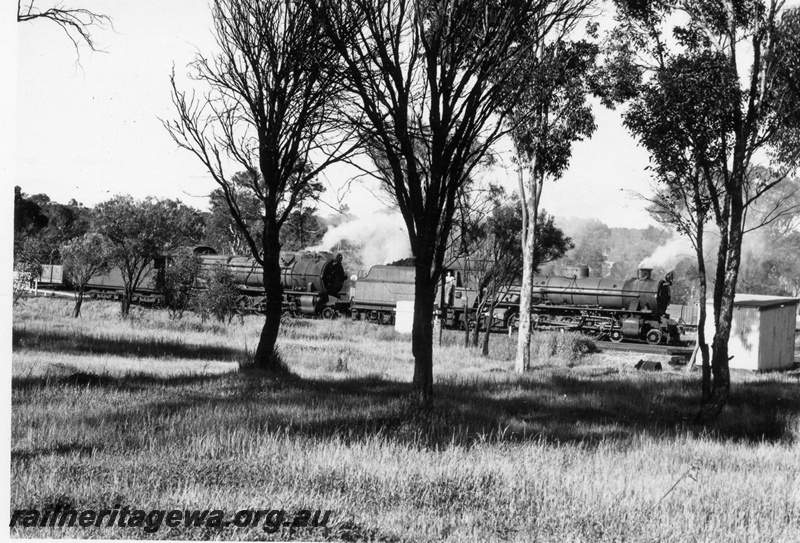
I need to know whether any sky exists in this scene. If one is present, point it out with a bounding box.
[9,0,658,229]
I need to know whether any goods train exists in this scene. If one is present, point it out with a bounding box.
[30,246,680,343]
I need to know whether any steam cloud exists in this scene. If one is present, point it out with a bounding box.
[310,211,412,272]
[639,235,696,270]
[638,227,725,271]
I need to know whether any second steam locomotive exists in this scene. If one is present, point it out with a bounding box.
[522,266,679,344]
[347,263,680,344]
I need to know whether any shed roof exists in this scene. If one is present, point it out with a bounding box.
[732,294,800,310]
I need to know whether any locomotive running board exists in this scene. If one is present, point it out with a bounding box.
[530,304,653,315]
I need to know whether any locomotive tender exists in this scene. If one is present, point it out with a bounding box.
[349,265,416,324]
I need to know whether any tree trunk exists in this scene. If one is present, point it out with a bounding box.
[120,287,133,318]
[253,227,284,371]
[472,295,487,348]
[694,230,711,400]
[73,289,84,318]
[515,167,541,373]
[481,300,495,357]
[437,274,445,346]
[463,294,470,348]
[481,274,497,357]
[698,278,711,401]
[698,194,743,424]
[704,228,741,420]
[411,262,436,404]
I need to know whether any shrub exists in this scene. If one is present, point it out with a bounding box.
[193,264,240,324]
[162,249,202,320]
[530,331,596,367]
[12,261,42,306]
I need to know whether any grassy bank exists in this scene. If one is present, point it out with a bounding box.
[11,298,800,541]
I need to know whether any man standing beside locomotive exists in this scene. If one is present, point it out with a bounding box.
[444,271,455,307]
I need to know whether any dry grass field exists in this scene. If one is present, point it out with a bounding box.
[10,297,800,541]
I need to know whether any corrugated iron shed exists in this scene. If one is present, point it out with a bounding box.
[731,294,800,309]
[704,294,800,371]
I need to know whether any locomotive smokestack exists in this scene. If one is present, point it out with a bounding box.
[637,268,652,281]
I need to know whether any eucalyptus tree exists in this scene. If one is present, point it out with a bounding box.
[166,0,355,369]
[310,0,584,401]
[628,53,732,400]
[13,186,49,260]
[93,196,204,318]
[609,0,800,420]
[60,233,111,318]
[508,14,599,372]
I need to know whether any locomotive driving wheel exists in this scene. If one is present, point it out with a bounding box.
[468,317,484,331]
[609,330,624,343]
[236,295,252,313]
[646,329,663,345]
[506,313,519,331]
[583,326,604,340]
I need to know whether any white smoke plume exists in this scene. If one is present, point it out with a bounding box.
[638,226,725,271]
[639,235,696,270]
[310,211,412,272]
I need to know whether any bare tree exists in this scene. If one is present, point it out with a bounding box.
[165,0,356,370]
[17,1,110,53]
[471,204,524,354]
[311,0,572,402]
[445,183,504,347]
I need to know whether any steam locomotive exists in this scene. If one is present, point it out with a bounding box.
[33,246,349,319]
[200,250,348,318]
[518,266,680,344]
[348,263,681,345]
